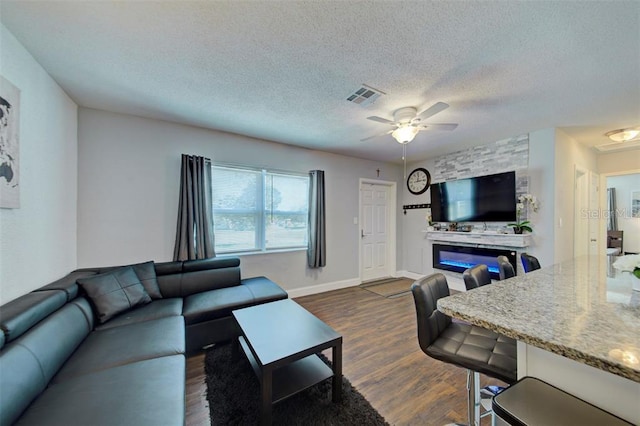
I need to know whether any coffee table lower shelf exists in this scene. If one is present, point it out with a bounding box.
[239,336,334,403]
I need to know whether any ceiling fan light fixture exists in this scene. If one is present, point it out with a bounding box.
[392,125,419,144]
[605,128,640,142]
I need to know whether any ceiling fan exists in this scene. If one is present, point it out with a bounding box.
[362,102,458,143]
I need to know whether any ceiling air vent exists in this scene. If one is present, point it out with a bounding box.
[346,84,385,107]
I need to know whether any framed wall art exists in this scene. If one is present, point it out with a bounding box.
[0,75,20,209]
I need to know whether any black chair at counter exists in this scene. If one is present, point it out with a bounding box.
[411,273,518,426]
[463,264,492,290]
[497,256,515,280]
[521,253,541,273]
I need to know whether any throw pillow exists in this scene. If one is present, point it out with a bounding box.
[128,261,163,299]
[77,266,152,323]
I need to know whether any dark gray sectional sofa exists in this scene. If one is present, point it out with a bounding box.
[0,257,287,425]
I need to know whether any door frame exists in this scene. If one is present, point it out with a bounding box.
[574,166,589,258]
[588,170,600,257]
[599,169,640,257]
[358,178,397,282]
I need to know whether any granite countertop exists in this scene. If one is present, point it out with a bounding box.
[437,256,640,383]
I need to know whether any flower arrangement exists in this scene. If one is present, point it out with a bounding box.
[613,254,640,280]
[507,193,539,234]
[426,214,433,226]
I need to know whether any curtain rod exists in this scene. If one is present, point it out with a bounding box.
[182,154,211,161]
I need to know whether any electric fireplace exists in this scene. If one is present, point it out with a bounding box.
[433,243,517,280]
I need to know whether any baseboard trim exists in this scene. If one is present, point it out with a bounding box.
[286,272,434,299]
[396,270,424,280]
[287,277,361,298]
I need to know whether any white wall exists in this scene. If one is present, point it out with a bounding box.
[598,149,640,175]
[0,25,78,304]
[77,108,402,293]
[553,129,598,262]
[607,173,640,253]
[528,128,556,266]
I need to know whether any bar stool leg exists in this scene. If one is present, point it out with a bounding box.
[473,372,481,423]
[466,370,476,426]
[466,370,482,426]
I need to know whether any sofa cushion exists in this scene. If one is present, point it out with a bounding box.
[156,257,242,298]
[129,261,163,300]
[241,276,289,303]
[52,316,185,383]
[0,344,48,425]
[94,298,183,330]
[182,277,287,325]
[16,356,186,426]
[77,267,152,323]
[183,285,253,325]
[0,290,67,343]
[183,257,240,272]
[0,303,91,425]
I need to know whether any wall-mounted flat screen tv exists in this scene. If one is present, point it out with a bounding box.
[430,171,517,222]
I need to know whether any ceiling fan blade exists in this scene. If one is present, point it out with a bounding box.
[360,130,393,141]
[416,102,449,120]
[366,116,395,125]
[423,123,458,131]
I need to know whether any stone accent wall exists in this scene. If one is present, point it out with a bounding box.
[432,134,529,183]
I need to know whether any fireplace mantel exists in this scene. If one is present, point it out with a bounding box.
[424,230,532,248]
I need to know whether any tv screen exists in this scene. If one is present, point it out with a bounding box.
[430,171,517,222]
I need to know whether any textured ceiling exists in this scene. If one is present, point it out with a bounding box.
[1,1,639,162]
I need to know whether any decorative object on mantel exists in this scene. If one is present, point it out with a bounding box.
[508,193,539,234]
[424,213,434,229]
[612,254,640,292]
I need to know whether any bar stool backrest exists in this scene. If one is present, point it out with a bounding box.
[410,273,452,354]
[521,253,541,273]
[463,264,491,290]
[497,256,515,280]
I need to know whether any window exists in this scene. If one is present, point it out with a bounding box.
[212,165,309,254]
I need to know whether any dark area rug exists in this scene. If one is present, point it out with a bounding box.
[205,343,389,425]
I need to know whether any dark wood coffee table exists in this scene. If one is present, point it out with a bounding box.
[232,299,342,425]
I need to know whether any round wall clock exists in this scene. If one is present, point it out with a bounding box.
[407,168,431,195]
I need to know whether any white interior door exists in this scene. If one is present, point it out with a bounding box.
[574,167,589,258]
[360,183,390,282]
[589,171,600,257]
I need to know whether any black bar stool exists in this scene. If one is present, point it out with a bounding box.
[520,253,540,273]
[497,256,515,280]
[493,377,632,425]
[463,264,491,290]
[411,273,517,425]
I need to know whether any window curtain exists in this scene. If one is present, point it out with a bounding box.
[173,154,216,261]
[607,187,618,231]
[308,170,326,268]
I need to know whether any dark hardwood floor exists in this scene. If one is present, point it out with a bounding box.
[186,286,503,425]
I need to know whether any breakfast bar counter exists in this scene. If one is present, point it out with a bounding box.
[438,256,640,423]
